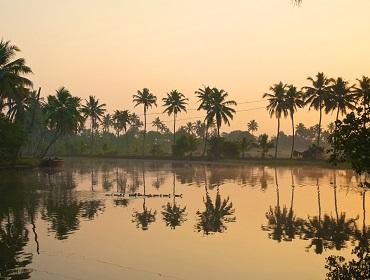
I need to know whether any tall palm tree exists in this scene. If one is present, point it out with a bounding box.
[81,95,106,142]
[205,88,236,138]
[133,88,157,155]
[0,40,33,110]
[247,120,258,136]
[354,76,370,113]
[102,114,112,133]
[328,78,356,124]
[41,87,82,158]
[285,85,304,159]
[162,90,188,144]
[195,86,215,156]
[263,82,288,158]
[303,72,332,147]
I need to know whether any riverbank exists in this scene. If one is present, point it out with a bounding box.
[64,155,349,169]
[0,158,41,169]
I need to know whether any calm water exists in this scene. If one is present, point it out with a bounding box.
[0,159,368,280]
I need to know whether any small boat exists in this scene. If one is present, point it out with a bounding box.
[40,158,64,168]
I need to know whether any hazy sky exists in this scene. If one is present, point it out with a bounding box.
[1,0,370,134]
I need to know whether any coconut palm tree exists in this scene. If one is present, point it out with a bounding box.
[185,122,194,135]
[0,40,33,110]
[112,110,130,137]
[247,120,258,136]
[133,88,157,155]
[81,95,106,142]
[162,90,188,144]
[257,134,274,158]
[354,76,370,113]
[285,85,304,159]
[102,114,112,133]
[263,82,288,158]
[327,78,356,124]
[152,117,164,133]
[205,88,236,138]
[41,87,82,158]
[129,113,142,131]
[303,72,332,147]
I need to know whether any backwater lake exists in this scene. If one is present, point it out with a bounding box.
[0,158,368,280]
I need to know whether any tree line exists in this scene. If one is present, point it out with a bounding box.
[0,39,368,173]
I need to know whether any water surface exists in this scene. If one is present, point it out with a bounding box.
[0,159,368,280]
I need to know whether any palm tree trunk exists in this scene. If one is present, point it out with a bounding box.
[143,107,146,156]
[173,113,176,145]
[317,179,322,227]
[290,114,295,159]
[275,117,280,159]
[217,125,220,159]
[40,132,60,158]
[317,103,322,147]
[336,107,340,123]
[202,123,208,157]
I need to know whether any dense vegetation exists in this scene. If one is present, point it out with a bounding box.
[0,39,369,175]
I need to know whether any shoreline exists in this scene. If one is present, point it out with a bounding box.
[0,155,350,170]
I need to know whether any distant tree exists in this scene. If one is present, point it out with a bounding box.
[296,122,308,139]
[257,134,274,158]
[185,122,194,135]
[102,114,112,133]
[247,120,258,136]
[162,90,188,144]
[41,87,82,157]
[81,96,106,142]
[263,82,288,158]
[133,88,157,155]
[152,117,164,133]
[112,110,130,137]
[285,85,304,159]
[303,72,332,147]
[129,113,142,130]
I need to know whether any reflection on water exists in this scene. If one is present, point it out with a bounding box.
[0,159,368,279]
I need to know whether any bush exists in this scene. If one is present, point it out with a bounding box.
[207,136,240,159]
[173,134,198,157]
[0,115,25,162]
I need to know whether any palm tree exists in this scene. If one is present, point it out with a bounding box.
[327,78,356,124]
[102,114,112,133]
[112,110,131,151]
[152,117,163,133]
[257,134,274,158]
[185,122,194,135]
[263,82,287,158]
[81,95,106,143]
[0,40,33,110]
[303,72,332,147]
[285,85,304,159]
[41,87,82,158]
[195,86,214,156]
[247,120,258,136]
[205,88,236,138]
[162,89,188,144]
[129,113,142,130]
[133,88,157,155]
[354,76,370,113]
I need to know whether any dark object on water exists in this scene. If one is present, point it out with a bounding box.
[40,158,64,168]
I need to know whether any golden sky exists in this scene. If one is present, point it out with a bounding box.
[1,0,370,134]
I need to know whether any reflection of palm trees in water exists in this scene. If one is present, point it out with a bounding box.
[325,187,370,280]
[262,168,304,242]
[162,172,187,229]
[195,168,235,235]
[132,165,156,230]
[304,173,357,254]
